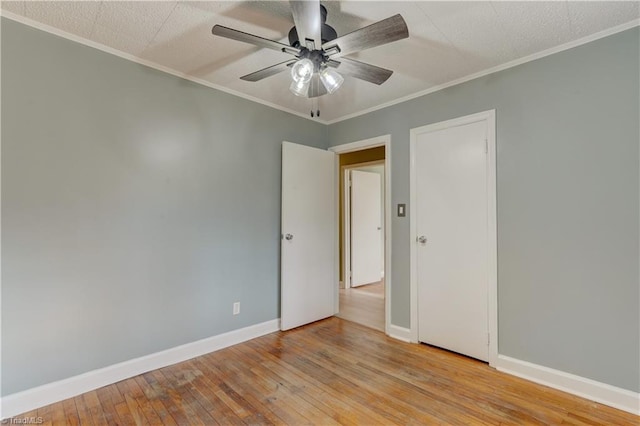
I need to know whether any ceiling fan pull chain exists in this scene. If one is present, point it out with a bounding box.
[310,98,320,118]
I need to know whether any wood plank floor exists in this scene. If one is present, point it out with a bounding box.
[11,317,638,425]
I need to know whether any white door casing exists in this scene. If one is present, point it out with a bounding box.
[281,142,336,331]
[410,110,498,365]
[350,170,383,287]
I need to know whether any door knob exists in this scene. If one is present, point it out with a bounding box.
[417,235,427,244]
[285,233,294,241]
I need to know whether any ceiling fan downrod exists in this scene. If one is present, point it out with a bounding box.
[288,5,337,48]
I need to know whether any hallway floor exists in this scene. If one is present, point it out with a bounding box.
[337,280,384,331]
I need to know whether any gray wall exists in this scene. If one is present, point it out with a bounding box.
[1,18,327,396]
[328,27,639,392]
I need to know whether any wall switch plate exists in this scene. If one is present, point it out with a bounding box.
[233,302,240,315]
[397,204,406,217]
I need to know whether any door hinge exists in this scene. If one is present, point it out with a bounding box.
[485,139,488,154]
[487,333,490,346]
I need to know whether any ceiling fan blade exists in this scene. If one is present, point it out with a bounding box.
[212,25,298,54]
[290,0,322,48]
[330,57,393,85]
[322,14,408,58]
[240,60,298,82]
[308,74,328,98]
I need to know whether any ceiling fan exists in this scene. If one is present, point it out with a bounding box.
[212,1,409,107]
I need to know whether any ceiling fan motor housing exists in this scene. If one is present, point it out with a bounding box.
[288,5,338,48]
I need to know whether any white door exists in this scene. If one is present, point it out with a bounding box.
[350,170,382,287]
[415,120,489,361]
[281,142,336,331]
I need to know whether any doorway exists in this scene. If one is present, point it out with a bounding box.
[330,137,391,334]
[409,110,497,365]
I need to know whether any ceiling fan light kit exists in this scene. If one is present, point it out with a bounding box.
[212,0,409,113]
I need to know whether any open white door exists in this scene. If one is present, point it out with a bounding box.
[281,142,336,331]
[350,170,382,287]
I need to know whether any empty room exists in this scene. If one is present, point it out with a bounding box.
[1,1,639,424]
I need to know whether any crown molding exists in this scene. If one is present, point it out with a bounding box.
[1,11,638,126]
[325,19,640,124]
[0,11,327,124]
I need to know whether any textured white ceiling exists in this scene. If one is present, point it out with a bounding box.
[2,1,639,122]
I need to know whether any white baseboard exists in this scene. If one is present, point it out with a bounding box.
[495,355,640,416]
[388,324,412,343]
[5,323,637,418]
[0,319,280,419]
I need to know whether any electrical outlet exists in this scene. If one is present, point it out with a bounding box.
[233,302,240,315]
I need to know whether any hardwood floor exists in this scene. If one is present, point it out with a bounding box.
[11,318,638,425]
[337,281,385,332]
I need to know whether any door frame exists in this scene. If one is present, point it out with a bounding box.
[409,110,498,366]
[330,135,391,335]
[342,160,385,289]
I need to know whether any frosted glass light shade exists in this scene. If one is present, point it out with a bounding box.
[319,68,344,94]
[289,79,310,97]
[291,59,314,84]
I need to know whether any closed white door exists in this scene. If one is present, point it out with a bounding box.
[414,120,489,361]
[350,170,382,287]
[281,142,336,331]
